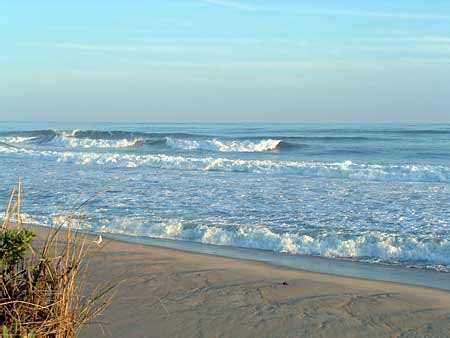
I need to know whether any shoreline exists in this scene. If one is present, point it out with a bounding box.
[104,231,450,292]
[28,224,450,337]
[29,223,450,291]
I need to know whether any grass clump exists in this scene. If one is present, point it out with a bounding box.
[0,181,113,337]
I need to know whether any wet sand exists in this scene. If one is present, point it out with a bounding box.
[32,226,450,337]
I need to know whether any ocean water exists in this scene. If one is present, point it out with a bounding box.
[0,122,449,272]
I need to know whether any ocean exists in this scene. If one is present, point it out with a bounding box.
[0,122,449,272]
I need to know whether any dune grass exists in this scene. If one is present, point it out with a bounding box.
[0,180,114,337]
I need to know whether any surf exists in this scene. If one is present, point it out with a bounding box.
[2,145,449,183]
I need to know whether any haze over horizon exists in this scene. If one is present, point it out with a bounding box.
[2,0,450,123]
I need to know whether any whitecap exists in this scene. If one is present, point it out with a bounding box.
[166,137,282,152]
[1,145,449,183]
[96,218,450,269]
[48,136,142,149]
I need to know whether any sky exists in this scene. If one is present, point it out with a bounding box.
[1,0,450,123]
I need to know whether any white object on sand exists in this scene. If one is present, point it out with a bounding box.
[94,234,103,246]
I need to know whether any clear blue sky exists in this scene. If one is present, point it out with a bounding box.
[2,0,450,123]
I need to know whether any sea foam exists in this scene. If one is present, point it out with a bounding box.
[166,137,282,152]
[97,218,450,270]
[48,135,142,149]
[0,136,38,144]
[1,145,449,182]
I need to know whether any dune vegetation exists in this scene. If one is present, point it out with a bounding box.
[0,180,113,337]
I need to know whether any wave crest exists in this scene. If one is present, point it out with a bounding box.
[166,137,282,152]
[48,136,142,149]
[1,145,449,182]
[98,219,450,270]
[0,136,38,144]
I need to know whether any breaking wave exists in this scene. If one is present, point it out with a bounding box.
[0,130,143,149]
[1,145,449,182]
[12,212,450,270]
[165,137,283,152]
[0,136,38,144]
[48,135,143,149]
[0,130,306,152]
[97,219,450,270]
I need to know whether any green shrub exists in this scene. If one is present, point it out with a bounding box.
[0,182,113,337]
[0,229,35,273]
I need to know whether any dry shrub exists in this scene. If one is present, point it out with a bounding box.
[0,180,114,337]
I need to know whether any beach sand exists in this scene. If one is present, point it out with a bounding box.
[32,226,450,338]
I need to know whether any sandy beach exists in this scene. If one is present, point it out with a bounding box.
[29,226,450,338]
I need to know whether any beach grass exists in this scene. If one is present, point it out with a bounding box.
[0,180,114,337]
